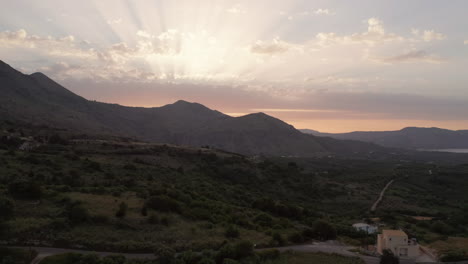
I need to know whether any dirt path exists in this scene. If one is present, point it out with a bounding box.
[371,179,394,212]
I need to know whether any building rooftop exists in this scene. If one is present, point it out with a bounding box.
[382,230,407,237]
[353,223,372,227]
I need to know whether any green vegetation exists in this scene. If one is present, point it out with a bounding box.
[0,247,37,264]
[39,250,364,264]
[0,120,468,257]
[379,249,399,264]
[268,252,364,264]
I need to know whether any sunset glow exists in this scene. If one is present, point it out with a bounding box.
[1,0,468,132]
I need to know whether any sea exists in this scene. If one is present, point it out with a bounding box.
[421,149,468,153]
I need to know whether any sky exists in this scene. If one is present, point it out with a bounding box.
[1,0,468,132]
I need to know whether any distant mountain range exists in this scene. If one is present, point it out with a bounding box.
[0,60,383,156]
[301,127,468,150]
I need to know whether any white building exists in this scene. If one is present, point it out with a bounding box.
[352,223,378,234]
[377,230,419,258]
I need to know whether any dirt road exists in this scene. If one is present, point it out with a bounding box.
[371,179,394,212]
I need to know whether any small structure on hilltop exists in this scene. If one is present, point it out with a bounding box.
[352,223,378,234]
[377,230,419,258]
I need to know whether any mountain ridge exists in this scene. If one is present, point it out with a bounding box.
[0,60,383,156]
[301,127,468,149]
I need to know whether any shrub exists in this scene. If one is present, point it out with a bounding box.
[146,195,181,213]
[256,249,280,261]
[222,259,239,264]
[234,241,254,259]
[177,250,201,264]
[380,249,399,264]
[440,249,467,262]
[141,206,148,216]
[148,214,160,225]
[288,232,305,243]
[271,232,285,246]
[254,213,273,227]
[115,202,128,218]
[224,226,240,239]
[312,220,337,241]
[8,179,42,199]
[0,197,14,221]
[155,246,176,264]
[198,258,216,264]
[68,203,89,224]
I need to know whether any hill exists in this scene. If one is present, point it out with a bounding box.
[0,60,382,156]
[301,127,468,150]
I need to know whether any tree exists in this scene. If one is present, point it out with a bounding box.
[115,202,128,218]
[8,179,42,200]
[155,246,176,264]
[141,206,148,216]
[271,232,285,246]
[0,197,14,221]
[312,220,337,240]
[380,249,399,264]
[224,225,240,238]
[233,241,254,259]
[68,203,89,224]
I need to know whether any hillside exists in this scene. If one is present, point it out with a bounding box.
[1,120,467,259]
[301,127,468,150]
[0,60,381,156]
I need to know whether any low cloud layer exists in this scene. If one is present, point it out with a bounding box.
[375,50,446,64]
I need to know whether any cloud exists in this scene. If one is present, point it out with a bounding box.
[314,9,333,15]
[375,50,446,64]
[250,38,301,55]
[315,18,404,46]
[412,29,446,42]
[226,5,246,15]
[106,18,123,25]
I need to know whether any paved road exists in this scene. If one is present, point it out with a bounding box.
[10,246,156,264]
[12,242,420,264]
[371,179,394,212]
[263,242,415,264]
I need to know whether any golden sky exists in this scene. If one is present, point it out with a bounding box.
[1,0,468,132]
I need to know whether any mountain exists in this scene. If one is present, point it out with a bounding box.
[301,127,468,150]
[0,60,383,156]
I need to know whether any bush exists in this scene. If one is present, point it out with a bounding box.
[0,197,14,221]
[254,213,273,227]
[222,259,239,264]
[430,221,453,235]
[233,241,254,259]
[146,195,181,213]
[380,249,399,264]
[8,179,42,199]
[224,226,240,239]
[177,250,201,264]
[271,232,285,246]
[256,249,280,261]
[440,249,467,262]
[288,232,305,243]
[68,203,89,224]
[148,214,160,225]
[155,246,176,264]
[115,202,128,218]
[312,220,337,241]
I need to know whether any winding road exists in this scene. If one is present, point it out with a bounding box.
[371,179,394,212]
[11,241,417,264]
[9,246,156,264]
